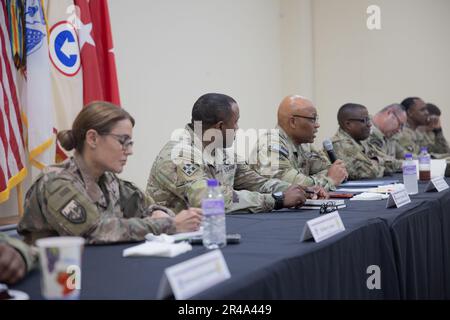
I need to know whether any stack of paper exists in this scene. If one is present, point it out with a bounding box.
[350,192,390,201]
[367,184,404,193]
[145,230,203,243]
[123,241,192,258]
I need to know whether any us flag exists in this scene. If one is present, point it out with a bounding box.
[0,0,27,204]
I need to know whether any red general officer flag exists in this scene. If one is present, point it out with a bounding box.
[74,0,120,106]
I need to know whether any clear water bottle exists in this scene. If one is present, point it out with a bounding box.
[202,179,226,249]
[403,153,418,195]
[418,147,431,181]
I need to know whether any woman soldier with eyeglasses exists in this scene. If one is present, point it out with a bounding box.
[18,101,202,245]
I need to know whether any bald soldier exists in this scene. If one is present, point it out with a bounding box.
[367,103,406,172]
[331,103,389,179]
[146,93,321,214]
[250,95,347,191]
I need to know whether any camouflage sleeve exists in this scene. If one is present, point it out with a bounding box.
[24,178,176,245]
[429,130,450,154]
[234,162,289,193]
[87,216,176,244]
[118,179,176,218]
[390,138,406,160]
[413,130,450,157]
[156,155,278,213]
[306,146,336,190]
[224,189,276,213]
[394,131,419,159]
[420,130,434,147]
[0,233,38,272]
[380,157,403,174]
[392,136,408,159]
[305,170,336,191]
[365,141,403,174]
[254,138,317,185]
[230,162,293,212]
[367,133,385,152]
[372,148,403,174]
[333,141,384,180]
[253,135,335,189]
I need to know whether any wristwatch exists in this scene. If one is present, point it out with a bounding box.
[272,191,284,210]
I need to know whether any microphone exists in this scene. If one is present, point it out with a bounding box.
[323,139,337,163]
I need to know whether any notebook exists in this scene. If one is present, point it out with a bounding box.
[338,179,399,188]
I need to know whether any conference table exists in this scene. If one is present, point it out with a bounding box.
[12,175,450,299]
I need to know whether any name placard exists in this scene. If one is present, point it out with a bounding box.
[386,187,411,208]
[157,250,230,300]
[425,177,450,193]
[300,211,345,243]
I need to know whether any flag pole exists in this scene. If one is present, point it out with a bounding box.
[16,182,24,217]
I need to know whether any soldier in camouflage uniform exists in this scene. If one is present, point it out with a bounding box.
[250,95,347,191]
[331,103,388,179]
[368,103,406,173]
[394,98,450,160]
[19,102,202,245]
[147,93,314,214]
[393,97,430,158]
[417,103,450,155]
[0,232,37,284]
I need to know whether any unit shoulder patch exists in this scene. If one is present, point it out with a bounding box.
[182,163,200,177]
[60,199,87,224]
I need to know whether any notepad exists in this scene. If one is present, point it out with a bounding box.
[338,179,399,188]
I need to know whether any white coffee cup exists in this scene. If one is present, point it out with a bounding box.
[35,237,84,300]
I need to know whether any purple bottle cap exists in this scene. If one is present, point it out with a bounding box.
[207,179,219,187]
[404,153,413,159]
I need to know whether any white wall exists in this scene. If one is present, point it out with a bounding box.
[280,0,315,99]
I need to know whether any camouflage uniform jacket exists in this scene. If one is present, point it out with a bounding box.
[421,129,450,155]
[367,125,403,173]
[249,126,336,191]
[146,124,290,213]
[331,128,385,179]
[18,155,176,245]
[393,123,428,158]
[0,232,38,271]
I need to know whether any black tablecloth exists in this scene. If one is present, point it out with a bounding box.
[11,176,450,299]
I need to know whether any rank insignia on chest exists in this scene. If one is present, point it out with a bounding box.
[270,145,289,158]
[303,151,313,159]
[222,164,236,173]
[367,150,376,158]
[60,199,87,224]
[182,163,199,176]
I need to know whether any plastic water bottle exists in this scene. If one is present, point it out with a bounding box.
[202,179,226,249]
[419,147,431,181]
[403,153,418,195]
